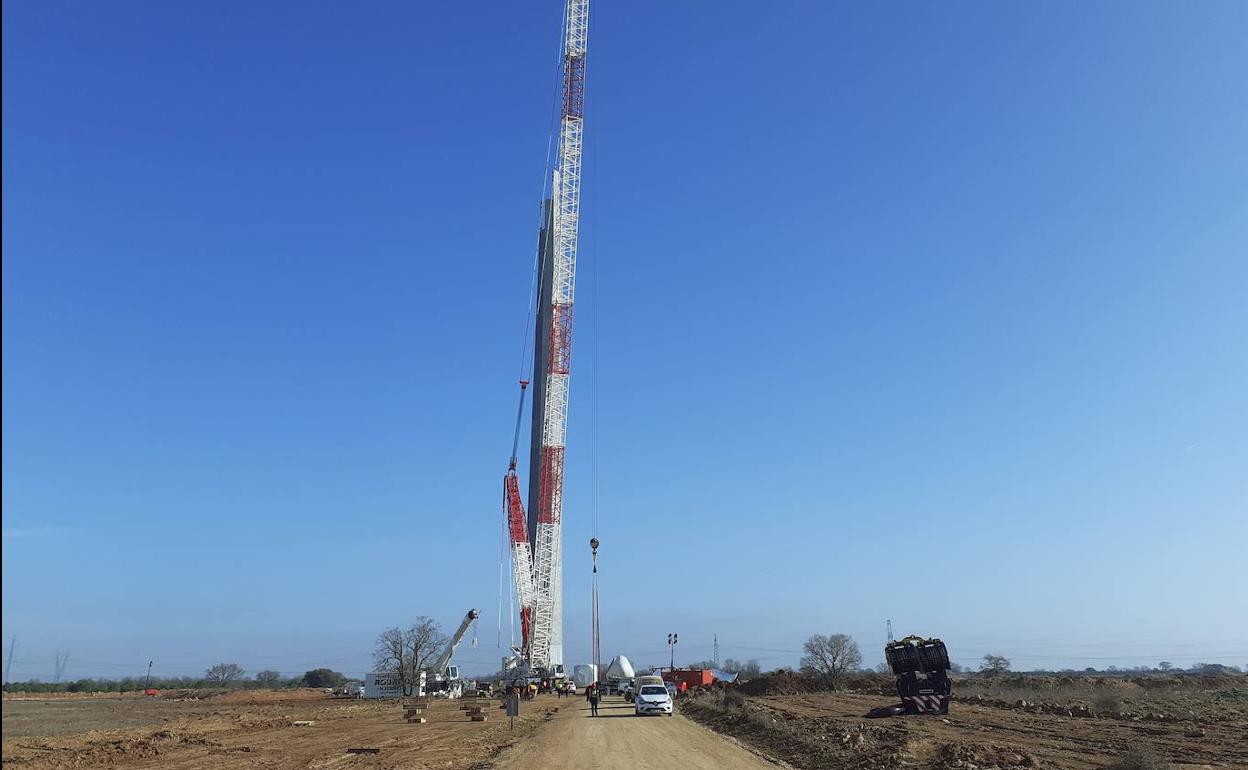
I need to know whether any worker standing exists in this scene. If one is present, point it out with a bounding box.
[588,683,600,716]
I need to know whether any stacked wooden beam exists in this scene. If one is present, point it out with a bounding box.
[401,697,430,724]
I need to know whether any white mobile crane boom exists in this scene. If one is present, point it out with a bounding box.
[431,608,480,678]
[422,609,480,698]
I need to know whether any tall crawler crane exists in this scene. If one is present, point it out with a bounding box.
[503,0,589,678]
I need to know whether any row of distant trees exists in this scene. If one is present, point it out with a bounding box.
[5,613,458,697]
[2,666,350,694]
[687,658,764,678]
[939,656,1244,678]
[697,633,1245,688]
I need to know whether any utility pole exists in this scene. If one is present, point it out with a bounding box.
[4,637,14,683]
[54,650,70,683]
[667,633,678,672]
[144,661,154,690]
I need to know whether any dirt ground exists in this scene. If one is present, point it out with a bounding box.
[491,695,775,770]
[6,684,1245,769]
[2,690,562,770]
[683,688,1248,769]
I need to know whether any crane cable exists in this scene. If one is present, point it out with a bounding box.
[587,0,602,685]
[498,5,570,661]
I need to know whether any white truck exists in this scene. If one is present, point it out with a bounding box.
[423,609,480,698]
[365,609,481,699]
[604,655,636,696]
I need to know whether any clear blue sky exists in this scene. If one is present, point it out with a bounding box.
[4,1,1246,682]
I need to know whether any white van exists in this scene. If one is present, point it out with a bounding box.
[626,674,664,702]
[634,683,674,716]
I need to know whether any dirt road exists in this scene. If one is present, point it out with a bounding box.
[492,696,778,770]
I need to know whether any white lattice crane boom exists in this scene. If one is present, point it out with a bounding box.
[504,0,589,675]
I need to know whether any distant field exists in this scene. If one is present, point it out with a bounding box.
[2,697,219,738]
[1,689,558,770]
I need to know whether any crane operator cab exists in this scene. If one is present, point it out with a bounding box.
[885,636,951,715]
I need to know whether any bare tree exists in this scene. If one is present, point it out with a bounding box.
[255,670,283,688]
[980,654,1010,677]
[374,627,409,694]
[205,662,245,686]
[406,617,448,679]
[373,617,447,696]
[722,658,762,678]
[800,634,862,688]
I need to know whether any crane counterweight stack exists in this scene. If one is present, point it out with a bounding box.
[504,0,589,678]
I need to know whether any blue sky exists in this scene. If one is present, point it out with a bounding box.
[3,0,1246,681]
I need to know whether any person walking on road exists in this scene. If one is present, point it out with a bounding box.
[588,683,600,716]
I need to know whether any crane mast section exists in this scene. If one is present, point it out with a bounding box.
[529,0,588,672]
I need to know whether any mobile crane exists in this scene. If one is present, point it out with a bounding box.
[422,609,480,699]
[502,0,588,683]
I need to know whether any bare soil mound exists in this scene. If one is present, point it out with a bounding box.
[682,685,1247,769]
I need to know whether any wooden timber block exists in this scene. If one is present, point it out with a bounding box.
[347,748,381,755]
[471,715,488,722]
[406,717,427,724]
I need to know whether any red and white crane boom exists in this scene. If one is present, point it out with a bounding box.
[504,0,589,675]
